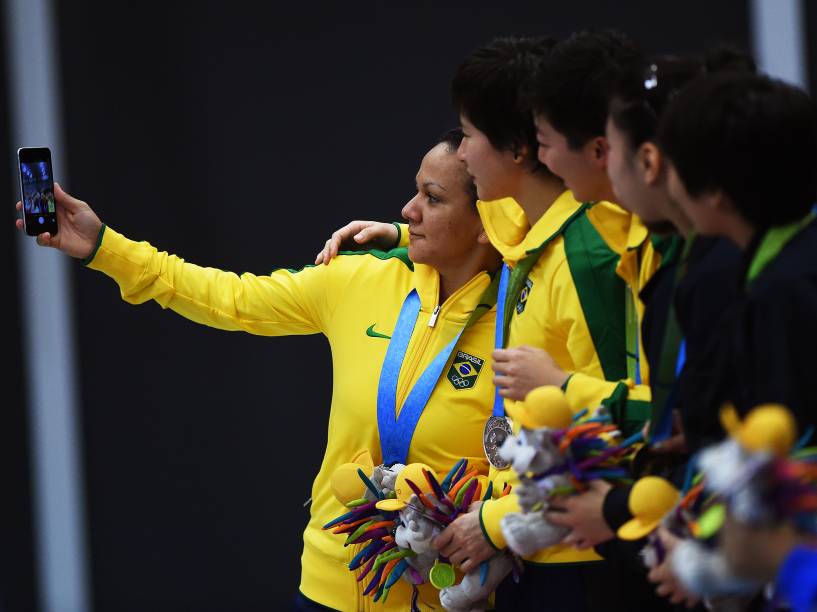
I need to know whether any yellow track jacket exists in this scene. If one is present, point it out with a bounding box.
[85,226,500,611]
[474,192,662,565]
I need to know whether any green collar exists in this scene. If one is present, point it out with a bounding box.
[746,212,816,284]
[462,267,502,331]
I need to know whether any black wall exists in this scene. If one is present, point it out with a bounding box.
[5,2,753,610]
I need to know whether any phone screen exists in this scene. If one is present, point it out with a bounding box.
[18,147,58,236]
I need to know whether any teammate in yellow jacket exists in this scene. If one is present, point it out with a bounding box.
[319,36,667,611]
[16,131,505,611]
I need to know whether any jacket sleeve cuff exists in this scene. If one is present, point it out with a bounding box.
[563,372,621,413]
[84,225,132,271]
[479,493,520,551]
[81,223,107,265]
[84,225,155,285]
[602,484,634,532]
[393,222,409,248]
[564,374,653,437]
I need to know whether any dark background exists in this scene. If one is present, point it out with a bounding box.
[7,0,807,610]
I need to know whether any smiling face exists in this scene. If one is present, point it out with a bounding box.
[534,114,610,203]
[457,115,520,202]
[401,143,483,268]
[605,116,665,223]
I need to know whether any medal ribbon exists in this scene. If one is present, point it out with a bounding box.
[491,264,511,418]
[377,272,500,465]
[625,286,642,385]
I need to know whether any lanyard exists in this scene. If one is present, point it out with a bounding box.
[491,264,511,418]
[625,286,642,385]
[376,274,500,465]
[492,245,548,418]
[624,235,647,386]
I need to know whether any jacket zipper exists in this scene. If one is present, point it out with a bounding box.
[428,304,441,327]
[393,274,484,414]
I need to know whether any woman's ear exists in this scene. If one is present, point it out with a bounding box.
[639,142,663,185]
[513,144,529,165]
[589,136,610,167]
[477,227,491,244]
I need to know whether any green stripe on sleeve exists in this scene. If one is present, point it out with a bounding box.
[282,246,414,274]
[391,222,402,248]
[479,503,502,552]
[81,223,107,266]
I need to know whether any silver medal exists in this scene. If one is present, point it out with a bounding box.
[483,416,513,469]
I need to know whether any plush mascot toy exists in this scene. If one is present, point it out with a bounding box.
[672,404,799,599]
[499,386,641,558]
[698,404,798,522]
[619,404,815,602]
[498,386,574,556]
[325,454,517,611]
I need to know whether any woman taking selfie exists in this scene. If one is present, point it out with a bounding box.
[16,129,504,611]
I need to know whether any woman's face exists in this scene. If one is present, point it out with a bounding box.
[534,114,608,203]
[606,117,664,223]
[402,143,483,268]
[457,115,518,202]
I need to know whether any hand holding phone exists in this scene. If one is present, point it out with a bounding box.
[14,177,103,260]
[18,147,58,236]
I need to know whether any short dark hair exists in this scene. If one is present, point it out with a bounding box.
[610,46,756,150]
[451,36,556,173]
[436,127,478,202]
[528,29,642,149]
[438,126,466,152]
[658,73,817,228]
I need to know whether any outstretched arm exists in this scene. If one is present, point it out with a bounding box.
[16,184,338,337]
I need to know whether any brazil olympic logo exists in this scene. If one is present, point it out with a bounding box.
[516,277,533,315]
[447,350,484,390]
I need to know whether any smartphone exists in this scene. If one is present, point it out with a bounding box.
[17,147,58,236]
